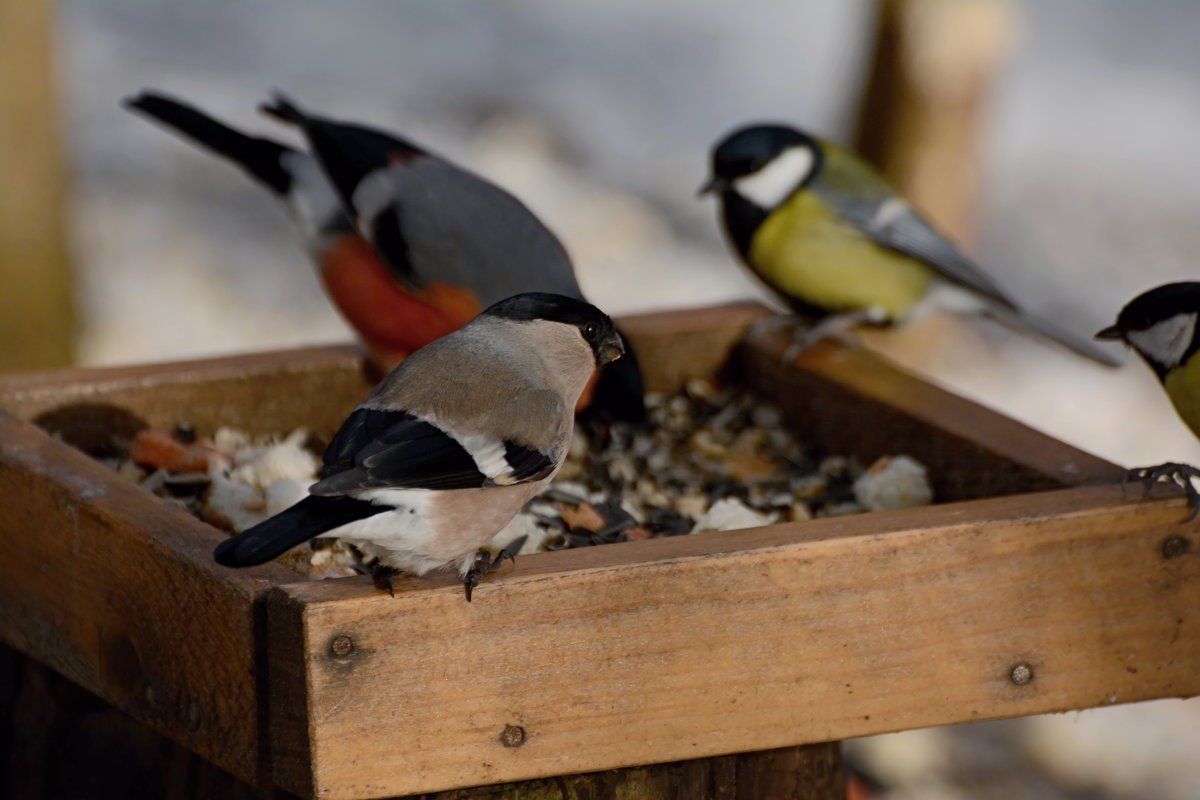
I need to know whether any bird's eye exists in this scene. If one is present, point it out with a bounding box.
[583,322,600,340]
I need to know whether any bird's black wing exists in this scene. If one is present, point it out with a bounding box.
[313,407,554,495]
[260,94,423,286]
[812,142,1017,311]
[125,90,296,195]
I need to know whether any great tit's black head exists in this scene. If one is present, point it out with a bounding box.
[699,124,823,210]
[1096,282,1200,376]
[485,293,624,365]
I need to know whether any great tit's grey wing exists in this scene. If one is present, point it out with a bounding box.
[812,142,1018,311]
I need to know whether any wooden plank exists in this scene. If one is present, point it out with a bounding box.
[0,0,74,370]
[0,410,295,784]
[0,344,372,441]
[615,301,771,394]
[744,323,1124,499]
[267,485,1198,799]
[0,302,771,438]
[1,635,841,800]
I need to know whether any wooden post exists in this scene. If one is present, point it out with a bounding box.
[853,0,1017,243]
[0,0,74,371]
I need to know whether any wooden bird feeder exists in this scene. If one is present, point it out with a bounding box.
[0,302,1196,799]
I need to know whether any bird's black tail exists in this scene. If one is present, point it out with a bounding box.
[213,495,384,568]
[124,90,294,194]
[587,333,647,423]
[258,92,310,128]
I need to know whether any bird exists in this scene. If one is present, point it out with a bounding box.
[256,91,646,422]
[213,292,625,600]
[123,91,474,368]
[1096,282,1200,516]
[699,123,1119,366]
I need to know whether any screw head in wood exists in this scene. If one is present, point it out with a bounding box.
[1162,536,1190,560]
[499,724,526,748]
[1010,663,1033,686]
[330,635,354,658]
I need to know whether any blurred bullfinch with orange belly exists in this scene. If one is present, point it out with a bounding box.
[214,293,625,600]
[258,92,645,422]
[123,91,473,369]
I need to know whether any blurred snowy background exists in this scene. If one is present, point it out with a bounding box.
[41,1,1200,797]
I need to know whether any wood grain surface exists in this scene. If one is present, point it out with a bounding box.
[267,485,1197,799]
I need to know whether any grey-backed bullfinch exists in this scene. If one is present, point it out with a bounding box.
[257,91,645,422]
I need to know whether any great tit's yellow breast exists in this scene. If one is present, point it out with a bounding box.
[1163,355,1200,439]
[748,191,934,318]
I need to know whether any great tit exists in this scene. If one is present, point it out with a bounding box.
[1097,282,1200,514]
[700,123,1118,366]
[259,92,646,423]
[124,91,644,423]
[214,292,625,599]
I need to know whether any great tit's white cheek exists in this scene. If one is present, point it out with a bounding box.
[1128,312,1198,368]
[731,146,815,210]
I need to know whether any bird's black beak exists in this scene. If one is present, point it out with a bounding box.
[697,176,725,196]
[598,334,625,365]
[1094,325,1123,342]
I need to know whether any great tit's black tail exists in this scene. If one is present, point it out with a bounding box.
[213,495,383,568]
[124,90,294,195]
[988,306,1122,367]
[586,331,647,424]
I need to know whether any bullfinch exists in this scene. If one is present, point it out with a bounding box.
[257,92,645,422]
[213,292,625,599]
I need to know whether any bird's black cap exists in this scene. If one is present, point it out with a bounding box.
[485,293,623,364]
[701,123,822,193]
[1097,281,1200,340]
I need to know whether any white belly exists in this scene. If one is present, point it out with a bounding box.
[319,483,544,577]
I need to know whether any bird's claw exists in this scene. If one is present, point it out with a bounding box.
[370,564,399,597]
[1124,462,1200,521]
[461,536,527,602]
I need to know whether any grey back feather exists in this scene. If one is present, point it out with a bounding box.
[380,159,583,304]
[364,317,586,456]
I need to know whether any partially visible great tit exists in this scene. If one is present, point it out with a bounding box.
[259,92,646,423]
[214,292,625,599]
[700,124,1119,366]
[1097,282,1200,514]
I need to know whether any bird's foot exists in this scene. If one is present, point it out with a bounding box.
[370,564,400,597]
[778,309,885,363]
[461,536,527,602]
[1124,462,1200,521]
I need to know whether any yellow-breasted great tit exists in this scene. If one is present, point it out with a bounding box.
[1097,282,1200,515]
[700,124,1118,366]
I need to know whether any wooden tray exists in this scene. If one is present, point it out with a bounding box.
[0,302,1195,800]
